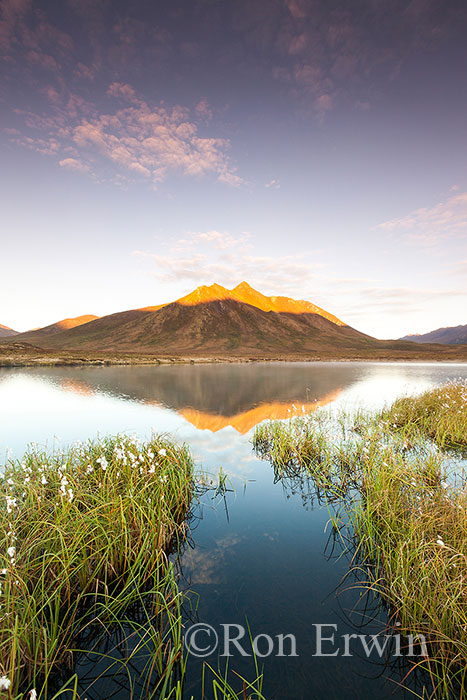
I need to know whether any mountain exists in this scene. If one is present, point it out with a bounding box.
[11,315,100,342]
[401,325,467,345]
[149,281,346,325]
[0,324,18,338]
[3,283,371,356]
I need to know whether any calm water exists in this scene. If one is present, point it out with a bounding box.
[1,362,467,699]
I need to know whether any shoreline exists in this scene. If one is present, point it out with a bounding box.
[1,346,467,368]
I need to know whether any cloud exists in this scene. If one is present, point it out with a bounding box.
[314,93,333,115]
[268,0,465,118]
[195,99,213,123]
[133,230,322,293]
[12,84,243,189]
[0,0,31,51]
[376,192,467,246]
[285,0,308,20]
[58,157,90,173]
[265,179,280,189]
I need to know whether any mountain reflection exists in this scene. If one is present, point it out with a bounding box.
[42,363,358,432]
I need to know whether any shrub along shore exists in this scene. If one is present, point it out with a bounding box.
[253,381,467,698]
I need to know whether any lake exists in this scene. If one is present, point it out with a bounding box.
[1,361,467,699]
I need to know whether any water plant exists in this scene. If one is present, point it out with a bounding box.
[252,381,467,698]
[0,434,194,697]
[381,379,467,448]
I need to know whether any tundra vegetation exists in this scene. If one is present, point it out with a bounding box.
[253,381,467,699]
[0,436,266,699]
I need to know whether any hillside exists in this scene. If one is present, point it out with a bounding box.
[3,283,372,355]
[401,325,467,345]
[0,324,18,338]
[3,283,466,361]
[13,315,100,341]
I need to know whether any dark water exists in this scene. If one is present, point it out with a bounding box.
[1,362,466,699]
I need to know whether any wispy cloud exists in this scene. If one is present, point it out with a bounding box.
[0,0,31,52]
[266,0,465,117]
[376,192,467,246]
[133,230,322,293]
[12,83,243,189]
[58,157,91,174]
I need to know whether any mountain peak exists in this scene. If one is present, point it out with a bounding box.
[172,281,345,325]
[233,281,255,291]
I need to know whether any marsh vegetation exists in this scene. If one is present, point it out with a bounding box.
[253,381,467,698]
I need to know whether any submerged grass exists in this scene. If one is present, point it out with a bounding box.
[253,381,467,698]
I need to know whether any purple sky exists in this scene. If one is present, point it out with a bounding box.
[1,0,466,338]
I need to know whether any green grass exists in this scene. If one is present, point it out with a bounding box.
[382,380,467,448]
[0,434,194,697]
[1,436,271,700]
[253,381,467,698]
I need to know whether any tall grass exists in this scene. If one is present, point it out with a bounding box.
[1,436,271,700]
[252,381,467,698]
[382,379,467,448]
[0,434,194,697]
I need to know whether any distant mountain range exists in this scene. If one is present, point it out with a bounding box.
[401,325,467,345]
[2,283,465,359]
[0,324,18,338]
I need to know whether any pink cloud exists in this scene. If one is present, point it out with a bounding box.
[315,93,334,113]
[74,62,97,81]
[288,33,307,55]
[107,82,141,104]
[195,99,213,123]
[59,157,90,173]
[0,0,31,51]
[285,0,307,20]
[14,85,243,189]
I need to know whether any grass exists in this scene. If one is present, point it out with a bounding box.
[1,436,270,700]
[0,434,194,698]
[253,381,467,698]
[381,380,467,448]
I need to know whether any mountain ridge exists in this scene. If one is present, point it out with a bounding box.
[401,324,467,345]
[140,282,345,325]
[0,324,18,338]
[9,315,100,342]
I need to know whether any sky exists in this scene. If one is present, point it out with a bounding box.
[1,0,466,339]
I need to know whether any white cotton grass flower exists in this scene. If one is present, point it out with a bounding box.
[67,489,74,503]
[96,456,108,470]
[6,496,16,514]
[41,475,47,485]
[158,448,167,457]
[7,546,16,562]
[0,675,11,691]
[436,536,446,547]
[28,688,37,700]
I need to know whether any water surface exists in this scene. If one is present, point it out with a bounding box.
[1,362,466,699]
